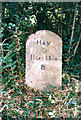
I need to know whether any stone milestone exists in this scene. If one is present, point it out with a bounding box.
[25,30,62,90]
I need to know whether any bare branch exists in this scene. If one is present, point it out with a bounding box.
[74,33,81,56]
[65,4,78,62]
[2,35,14,44]
[68,4,78,55]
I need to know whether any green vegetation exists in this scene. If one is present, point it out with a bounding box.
[0,2,81,119]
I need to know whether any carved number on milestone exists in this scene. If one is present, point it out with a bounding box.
[41,64,45,70]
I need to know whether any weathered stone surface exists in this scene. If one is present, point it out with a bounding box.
[25,30,62,90]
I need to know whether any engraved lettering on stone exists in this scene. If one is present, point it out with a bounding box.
[37,40,50,46]
[41,64,45,70]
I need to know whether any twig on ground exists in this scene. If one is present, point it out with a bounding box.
[0,104,8,112]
